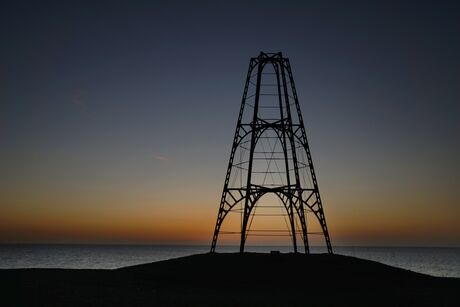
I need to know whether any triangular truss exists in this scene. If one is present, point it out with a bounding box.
[211,52,332,254]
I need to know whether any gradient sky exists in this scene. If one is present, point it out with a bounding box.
[1,0,459,247]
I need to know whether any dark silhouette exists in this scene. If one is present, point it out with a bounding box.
[2,253,459,306]
[211,52,332,253]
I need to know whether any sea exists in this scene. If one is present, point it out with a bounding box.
[0,245,459,278]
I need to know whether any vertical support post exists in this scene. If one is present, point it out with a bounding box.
[273,60,297,253]
[279,57,310,254]
[240,53,264,253]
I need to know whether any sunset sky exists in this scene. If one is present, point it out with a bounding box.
[1,0,459,247]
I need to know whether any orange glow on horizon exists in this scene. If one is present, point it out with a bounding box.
[1,198,459,246]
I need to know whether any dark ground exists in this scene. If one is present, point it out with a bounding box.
[1,253,459,306]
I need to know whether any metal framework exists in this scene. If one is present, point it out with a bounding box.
[210,52,332,254]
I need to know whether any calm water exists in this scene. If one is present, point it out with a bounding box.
[0,245,458,278]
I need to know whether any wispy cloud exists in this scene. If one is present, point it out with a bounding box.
[154,155,172,162]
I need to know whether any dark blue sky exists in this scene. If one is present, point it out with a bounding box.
[1,0,459,245]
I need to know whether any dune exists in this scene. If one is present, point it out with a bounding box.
[1,253,459,306]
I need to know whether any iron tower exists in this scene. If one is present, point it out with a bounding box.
[211,52,332,254]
